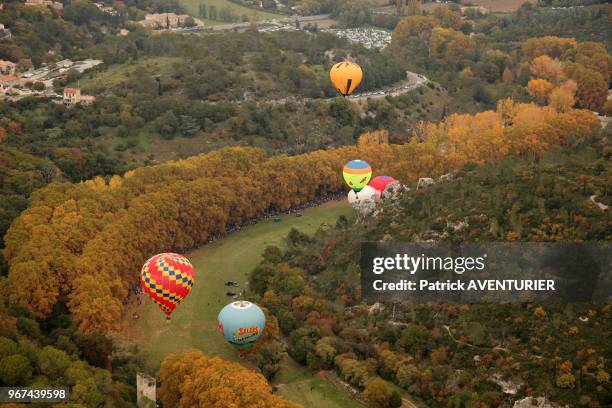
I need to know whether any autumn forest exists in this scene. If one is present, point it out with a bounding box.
[0,1,610,407]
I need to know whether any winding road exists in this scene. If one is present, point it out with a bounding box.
[347,71,429,102]
[258,70,429,107]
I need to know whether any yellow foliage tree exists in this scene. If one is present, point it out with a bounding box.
[522,36,577,59]
[364,377,391,408]
[527,79,554,103]
[158,350,299,408]
[556,372,576,389]
[432,6,462,30]
[459,67,474,81]
[391,15,439,47]
[530,55,566,82]
[548,80,577,112]
[430,27,475,61]
[358,130,389,148]
[502,67,514,85]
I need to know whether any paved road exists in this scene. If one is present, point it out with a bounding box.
[347,71,428,102]
[263,70,429,106]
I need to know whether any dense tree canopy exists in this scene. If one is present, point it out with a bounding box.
[389,4,611,113]
[1,101,599,337]
[158,349,299,407]
[249,135,610,407]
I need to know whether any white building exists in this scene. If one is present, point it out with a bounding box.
[63,87,95,106]
[136,373,156,408]
[0,23,11,39]
[138,13,204,30]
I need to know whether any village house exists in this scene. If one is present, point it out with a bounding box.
[0,75,21,95]
[25,0,64,11]
[0,60,16,75]
[93,2,119,16]
[56,59,74,69]
[460,5,490,15]
[0,23,11,39]
[138,13,204,30]
[63,87,95,106]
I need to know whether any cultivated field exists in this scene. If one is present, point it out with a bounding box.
[180,0,282,25]
[460,0,536,12]
[421,0,536,13]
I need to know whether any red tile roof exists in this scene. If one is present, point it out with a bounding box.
[0,75,18,83]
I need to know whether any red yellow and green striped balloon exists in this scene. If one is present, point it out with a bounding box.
[140,253,195,317]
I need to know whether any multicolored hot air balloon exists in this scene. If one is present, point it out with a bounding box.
[217,301,266,355]
[343,159,372,192]
[330,61,363,96]
[140,253,195,318]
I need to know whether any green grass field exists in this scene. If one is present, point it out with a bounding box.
[179,0,282,25]
[77,57,182,94]
[275,358,365,408]
[129,200,362,407]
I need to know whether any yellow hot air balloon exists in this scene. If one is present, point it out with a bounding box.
[330,61,363,96]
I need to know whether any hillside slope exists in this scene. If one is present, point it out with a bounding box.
[250,139,611,407]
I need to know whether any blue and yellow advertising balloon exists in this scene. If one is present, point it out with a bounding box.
[217,301,266,354]
[343,160,372,192]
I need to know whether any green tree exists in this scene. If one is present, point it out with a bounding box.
[37,346,72,380]
[0,355,32,385]
[155,111,180,139]
[16,317,40,339]
[0,337,18,360]
[397,324,431,354]
[184,16,196,28]
[389,390,402,408]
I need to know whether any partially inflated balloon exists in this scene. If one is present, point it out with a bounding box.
[217,301,266,352]
[141,253,195,317]
[370,176,396,200]
[330,61,363,96]
[343,160,372,192]
[348,185,378,213]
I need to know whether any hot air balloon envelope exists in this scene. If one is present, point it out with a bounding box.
[370,176,396,199]
[217,301,266,350]
[141,253,195,317]
[348,186,378,213]
[343,160,372,192]
[330,61,363,96]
